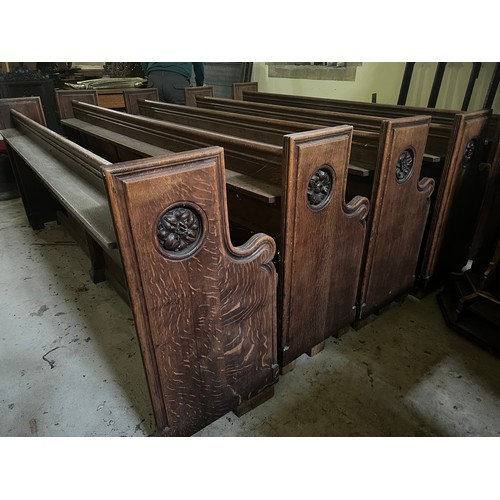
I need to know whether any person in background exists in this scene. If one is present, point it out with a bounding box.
[141,62,205,104]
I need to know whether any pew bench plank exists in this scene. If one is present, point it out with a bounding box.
[63,116,281,205]
[2,128,116,249]
[225,169,281,203]
[63,117,170,157]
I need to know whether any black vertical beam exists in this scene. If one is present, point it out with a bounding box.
[462,62,482,110]
[427,62,447,108]
[483,62,500,109]
[397,62,415,105]
[240,63,253,83]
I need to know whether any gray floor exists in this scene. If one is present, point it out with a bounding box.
[1,196,500,438]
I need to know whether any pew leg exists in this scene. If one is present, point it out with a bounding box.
[85,233,106,284]
[353,311,378,331]
[234,385,275,417]
[28,216,48,230]
[307,340,325,357]
[333,325,351,338]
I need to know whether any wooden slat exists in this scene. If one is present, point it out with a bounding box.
[62,117,281,204]
[2,128,116,249]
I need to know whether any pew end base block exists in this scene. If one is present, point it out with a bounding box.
[332,325,352,339]
[307,340,326,358]
[353,295,408,330]
[352,313,378,331]
[233,384,276,418]
[279,359,297,375]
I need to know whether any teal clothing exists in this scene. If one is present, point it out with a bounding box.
[141,62,204,86]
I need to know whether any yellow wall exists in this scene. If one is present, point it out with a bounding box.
[252,62,499,113]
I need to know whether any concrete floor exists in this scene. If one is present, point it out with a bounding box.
[2,196,500,438]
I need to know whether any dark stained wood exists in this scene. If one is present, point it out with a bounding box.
[0,98,279,436]
[239,83,484,126]
[279,128,369,363]
[0,78,59,131]
[437,181,500,353]
[0,96,46,128]
[196,91,492,294]
[122,88,159,114]
[468,120,500,270]
[232,81,257,100]
[179,94,435,319]
[55,90,98,119]
[65,98,434,327]
[417,111,491,288]
[184,85,215,107]
[56,99,371,368]
[356,116,434,321]
[104,147,279,436]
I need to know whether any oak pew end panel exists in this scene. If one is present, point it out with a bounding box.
[415,110,492,293]
[1,101,280,436]
[184,85,215,107]
[468,120,500,272]
[55,90,99,120]
[354,116,434,324]
[104,148,279,436]
[233,82,257,100]
[122,88,159,114]
[279,127,369,367]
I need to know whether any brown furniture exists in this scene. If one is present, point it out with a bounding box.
[150,94,434,325]
[0,97,279,436]
[0,77,60,132]
[55,97,371,370]
[437,134,500,352]
[95,88,152,110]
[55,88,160,118]
[231,84,494,293]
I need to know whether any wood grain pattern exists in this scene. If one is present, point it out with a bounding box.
[357,116,434,320]
[57,99,372,367]
[183,95,435,319]
[234,87,493,292]
[279,127,369,365]
[232,82,257,100]
[418,110,491,287]
[55,90,98,119]
[103,148,278,436]
[122,88,159,114]
[184,86,215,107]
[1,100,279,436]
[0,97,46,129]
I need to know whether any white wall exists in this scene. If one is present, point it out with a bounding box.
[252,62,499,113]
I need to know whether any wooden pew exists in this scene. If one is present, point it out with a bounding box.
[55,98,371,370]
[124,98,438,325]
[130,96,435,322]
[59,98,433,335]
[231,84,496,290]
[189,90,490,293]
[0,97,279,437]
[55,88,160,118]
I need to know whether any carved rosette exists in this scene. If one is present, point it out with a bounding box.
[463,139,477,168]
[307,167,333,209]
[157,206,202,255]
[395,149,414,182]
